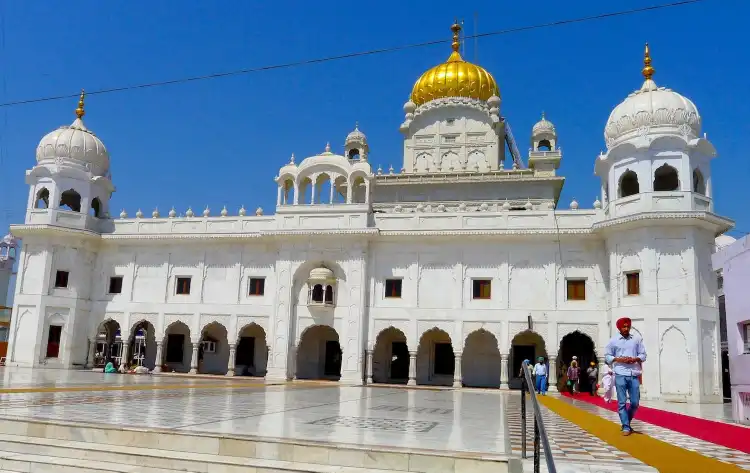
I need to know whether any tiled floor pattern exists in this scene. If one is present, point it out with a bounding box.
[559,395,750,470]
[505,394,643,467]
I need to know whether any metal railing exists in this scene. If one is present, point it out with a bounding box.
[520,360,557,473]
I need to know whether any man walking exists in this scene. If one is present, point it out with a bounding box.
[604,317,647,435]
[533,357,547,395]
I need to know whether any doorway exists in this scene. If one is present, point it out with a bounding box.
[323,340,342,377]
[511,344,535,385]
[390,341,409,382]
[236,336,256,375]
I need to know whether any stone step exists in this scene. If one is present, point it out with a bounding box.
[0,419,521,473]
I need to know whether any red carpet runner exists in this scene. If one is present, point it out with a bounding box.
[562,392,750,454]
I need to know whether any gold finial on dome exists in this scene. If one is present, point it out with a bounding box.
[409,22,499,106]
[75,89,86,119]
[642,43,655,80]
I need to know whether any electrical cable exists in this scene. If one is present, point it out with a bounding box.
[0,0,710,109]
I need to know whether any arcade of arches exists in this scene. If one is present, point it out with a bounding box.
[89,320,269,376]
[88,320,598,389]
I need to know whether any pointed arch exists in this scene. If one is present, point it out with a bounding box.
[59,189,82,212]
[692,168,706,195]
[462,329,501,388]
[372,327,409,384]
[618,170,639,198]
[235,323,268,376]
[653,163,679,191]
[416,328,454,386]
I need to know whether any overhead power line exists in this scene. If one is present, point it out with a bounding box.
[0,0,710,109]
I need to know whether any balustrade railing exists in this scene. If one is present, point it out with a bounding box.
[520,359,557,473]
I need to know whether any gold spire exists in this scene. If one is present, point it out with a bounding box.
[642,43,655,81]
[75,89,86,119]
[448,20,462,62]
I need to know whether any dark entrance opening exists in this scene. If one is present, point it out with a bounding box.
[236,336,256,375]
[323,340,342,377]
[46,325,62,358]
[559,331,598,394]
[511,344,535,389]
[165,334,185,363]
[390,341,409,382]
[434,342,455,376]
[722,351,731,401]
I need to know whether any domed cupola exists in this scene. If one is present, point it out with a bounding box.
[36,90,110,177]
[531,112,557,151]
[604,44,701,149]
[410,22,499,106]
[345,123,369,161]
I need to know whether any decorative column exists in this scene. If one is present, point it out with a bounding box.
[408,351,417,386]
[227,344,237,376]
[153,341,164,373]
[453,352,462,388]
[366,349,374,384]
[500,353,509,389]
[548,358,557,392]
[86,339,96,369]
[189,342,200,374]
[119,342,130,373]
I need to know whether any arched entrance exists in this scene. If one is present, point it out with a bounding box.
[235,323,268,377]
[94,320,121,368]
[510,330,547,390]
[199,322,230,375]
[128,321,157,369]
[416,328,454,386]
[462,330,501,388]
[296,325,341,380]
[372,327,409,384]
[558,330,598,393]
[163,321,191,373]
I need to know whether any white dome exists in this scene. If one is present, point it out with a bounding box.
[35,92,109,177]
[345,124,367,145]
[309,266,335,282]
[715,234,736,251]
[532,113,556,137]
[604,45,700,148]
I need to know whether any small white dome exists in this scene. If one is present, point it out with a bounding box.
[715,234,736,250]
[345,123,367,145]
[309,266,335,282]
[532,112,556,137]
[604,45,700,148]
[35,92,109,176]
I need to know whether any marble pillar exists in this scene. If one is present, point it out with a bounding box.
[227,344,236,376]
[408,351,417,386]
[119,342,130,373]
[86,339,96,369]
[500,353,509,389]
[366,350,373,384]
[453,352,463,388]
[153,341,163,373]
[548,358,557,392]
[189,343,199,374]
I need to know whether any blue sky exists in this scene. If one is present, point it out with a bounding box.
[0,0,747,244]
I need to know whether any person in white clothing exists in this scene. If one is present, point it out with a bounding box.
[533,357,548,395]
[601,362,614,403]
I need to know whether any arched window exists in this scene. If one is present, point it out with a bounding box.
[348,148,360,161]
[35,188,50,209]
[59,189,82,212]
[619,170,639,198]
[653,164,679,192]
[324,285,334,304]
[692,168,706,195]
[311,284,324,303]
[90,197,102,218]
[537,140,551,151]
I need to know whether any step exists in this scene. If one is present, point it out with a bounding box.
[0,418,522,473]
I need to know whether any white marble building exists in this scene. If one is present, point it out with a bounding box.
[6,25,732,402]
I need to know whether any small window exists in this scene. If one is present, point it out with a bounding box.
[249,277,265,296]
[201,340,216,353]
[626,272,640,296]
[566,279,586,301]
[472,279,491,300]
[446,118,456,126]
[742,323,750,354]
[385,279,402,298]
[444,135,457,144]
[176,277,192,295]
[108,276,123,294]
[311,284,324,303]
[54,270,69,289]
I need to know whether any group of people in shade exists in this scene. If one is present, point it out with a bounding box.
[525,317,647,436]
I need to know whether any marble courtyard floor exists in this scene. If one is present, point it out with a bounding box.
[0,368,747,472]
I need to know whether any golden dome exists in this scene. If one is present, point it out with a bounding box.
[410,22,499,106]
